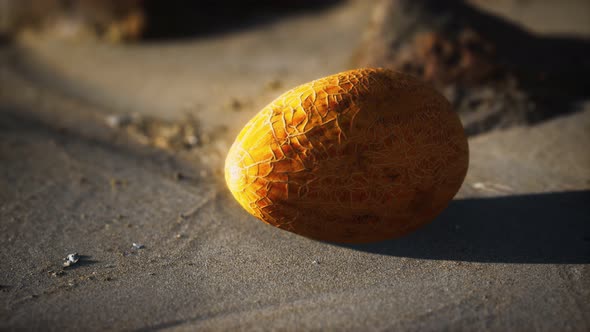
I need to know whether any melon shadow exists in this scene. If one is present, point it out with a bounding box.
[342,190,590,264]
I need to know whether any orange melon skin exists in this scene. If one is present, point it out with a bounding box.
[225,68,469,243]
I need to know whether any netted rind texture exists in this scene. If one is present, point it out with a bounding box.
[225,68,468,243]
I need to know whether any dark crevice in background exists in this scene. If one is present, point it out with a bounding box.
[140,0,343,41]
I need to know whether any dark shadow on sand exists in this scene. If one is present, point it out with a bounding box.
[342,190,590,263]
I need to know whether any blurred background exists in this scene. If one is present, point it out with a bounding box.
[1,1,589,330]
[1,0,589,144]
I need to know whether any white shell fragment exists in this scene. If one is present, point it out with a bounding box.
[63,253,80,267]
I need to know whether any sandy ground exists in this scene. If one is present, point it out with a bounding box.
[1,1,589,330]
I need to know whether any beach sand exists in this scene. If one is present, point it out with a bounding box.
[1,1,589,330]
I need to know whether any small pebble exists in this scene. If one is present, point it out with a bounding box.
[185,135,199,147]
[229,98,243,111]
[132,243,145,250]
[105,113,138,128]
[266,79,282,90]
[49,270,65,277]
[110,178,127,189]
[472,182,486,190]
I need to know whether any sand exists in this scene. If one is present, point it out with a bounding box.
[1,1,589,330]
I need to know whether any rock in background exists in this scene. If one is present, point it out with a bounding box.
[355,0,590,135]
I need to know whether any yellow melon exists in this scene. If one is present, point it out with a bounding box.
[225,68,468,243]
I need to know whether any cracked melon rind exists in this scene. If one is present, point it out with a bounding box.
[225,68,469,243]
